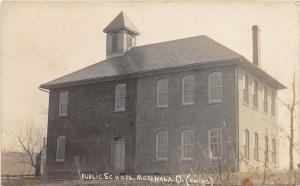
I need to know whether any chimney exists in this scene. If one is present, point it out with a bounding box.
[252,25,260,67]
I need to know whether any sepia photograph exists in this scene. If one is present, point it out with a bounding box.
[1,1,300,185]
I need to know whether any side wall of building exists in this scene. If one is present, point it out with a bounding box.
[135,65,239,174]
[237,66,279,172]
[46,78,137,178]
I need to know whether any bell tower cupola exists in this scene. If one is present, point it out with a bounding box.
[103,11,139,59]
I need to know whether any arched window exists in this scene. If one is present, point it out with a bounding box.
[271,91,276,116]
[208,128,222,158]
[181,130,194,160]
[56,136,66,162]
[115,84,126,111]
[59,91,68,116]
[182,75,195,105]
[244,129,250,160]
[157,79,168,107]
[263,87,268,113]
[243,74,249,103]
[254,132,259,161]
[208,72,222,103]
[156,131,168,160]
[264,136,269,162]
[253,80,258,108]
[272,138,276,164]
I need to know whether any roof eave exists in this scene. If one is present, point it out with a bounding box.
[103,26,140,35]
[239,58,286,89]
[39,58,241,90]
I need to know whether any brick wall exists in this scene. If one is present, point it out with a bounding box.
[46,78,137,178]
[135,65,239,174]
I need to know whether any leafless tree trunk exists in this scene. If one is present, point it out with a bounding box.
[14,121,44,176]
[278,72,299,171]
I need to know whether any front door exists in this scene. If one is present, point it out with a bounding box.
[113,137,125,172]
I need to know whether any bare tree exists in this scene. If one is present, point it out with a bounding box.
[14,121,45,176]
[278,72,299,170]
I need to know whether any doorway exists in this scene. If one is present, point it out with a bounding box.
[113,137,125,172]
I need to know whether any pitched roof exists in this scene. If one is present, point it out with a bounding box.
[40,35,285,89]
[103,11,139,35]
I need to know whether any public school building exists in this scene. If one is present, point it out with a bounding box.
[40,12,285,178]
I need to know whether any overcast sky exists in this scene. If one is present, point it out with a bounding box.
[1,1,299,169]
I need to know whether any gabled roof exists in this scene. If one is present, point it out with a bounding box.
[103,11,139,35]
[40,35,285,90]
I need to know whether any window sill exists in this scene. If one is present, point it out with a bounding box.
[253,159,260,163]
[58,114,68,118]
[157,105,168,109]
[263,111,269,116]
[182,103,194,107]
[208,157,223,161]
[114,109,125,112]
[56,159,65,162]
[243,102,250,107]
[207,100,222,105]
[155,158,168,161]
[181,158,194,161]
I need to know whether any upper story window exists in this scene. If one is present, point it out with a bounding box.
[271,91,276,116]
[254,132,259,161]
[115,84,126,112]
[182,75,195,105]
[208,128,222,158]
[157,79,168,107]
[59,91,68,117]
[181,130,194,160]
[263,87,268,113]
[253,80,258,108]
[264,136,269,162]
[243,74,249,104]
[244,129,250,160]
[156,131,168,160]
[271,138,276,164]
[56,136,66,162]
[208,72,222,103]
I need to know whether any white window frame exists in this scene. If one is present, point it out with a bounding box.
[271,138,276,164]
[181,130,194,160]
[59,91,68,117]
[253,80,258,108]
[244,129,250,160]
[115,84,126,112]
[182,75,195,105]
[56,136,66,162]
[271,91,276,116]
[254,132,259,161]
[265,136,269,162]
[208,72,222,103]
[155,131,168,160]
[243,74,249,104]
[157,79,168,107]
[208,128,222,159]
[263,87,268,113]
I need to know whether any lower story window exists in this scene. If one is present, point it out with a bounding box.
[156,131,168,160]
[209,128,222,158]
[181,130,194,160]
[56,136,66,162]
